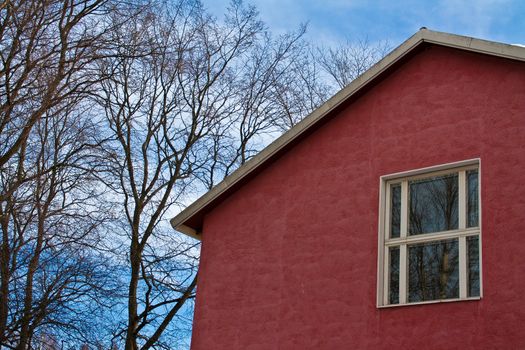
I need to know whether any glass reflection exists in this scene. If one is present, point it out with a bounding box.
[467,170,479,228]
[409,174,458,235]
[389,246,400,304]
[467,236,480,297]
[408,239,459,302]
[390,184,401,238]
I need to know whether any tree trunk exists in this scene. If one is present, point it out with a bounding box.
[125,237,141,350]
[0,208,10,344]
[17,185,47,350]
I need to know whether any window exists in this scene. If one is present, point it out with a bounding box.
[377,160,481,307]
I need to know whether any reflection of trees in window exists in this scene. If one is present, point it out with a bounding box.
[409,174,459,235]
[467,170,479,228]
[390,184,401,238]
[408,239,459,302]
[467,236,480,297]
[389,247,400,304]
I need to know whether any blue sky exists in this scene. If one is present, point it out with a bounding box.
[205,0,525,48]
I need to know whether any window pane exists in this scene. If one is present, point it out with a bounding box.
[467,170,479,228]
[390,184,401,238]
[389,246,400,304]
[467,236,480,297]
[408,239,459,302]
[409,174,458,235]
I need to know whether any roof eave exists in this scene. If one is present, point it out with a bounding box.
[173,223,201,240]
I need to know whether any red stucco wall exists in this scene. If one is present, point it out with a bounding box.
[191,45,525,349]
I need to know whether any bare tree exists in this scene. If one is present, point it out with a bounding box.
[194,27,328,189]
[317,38,391,90]
[0,0,115,347]
[95,1,272,348]
[0,0,109,172]
[272,42,329,130]
[0,102,116,349]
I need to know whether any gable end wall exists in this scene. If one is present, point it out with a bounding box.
[192,45,525,349]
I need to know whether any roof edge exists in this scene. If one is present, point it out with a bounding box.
[174,224,201,240]
[420,29,525,62]
[171,29,525,239]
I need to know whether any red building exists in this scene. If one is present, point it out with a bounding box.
[171,29,525,349]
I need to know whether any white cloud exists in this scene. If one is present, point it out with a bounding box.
[437,0,513,38]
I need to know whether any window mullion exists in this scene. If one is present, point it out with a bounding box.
[399,180,408,303]
[459,236,467,298]
[399,244,407,304]
[383,246,390,305]
[458,170,468,298]
[383,184,392,305]
[400,180,408,238]
[384,228,480,246]
[459,170,467,229]
[385,183,392,239]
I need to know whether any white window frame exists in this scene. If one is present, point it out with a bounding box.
[377,159,482,308]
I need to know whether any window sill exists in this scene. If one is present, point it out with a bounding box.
[377,296,481,309]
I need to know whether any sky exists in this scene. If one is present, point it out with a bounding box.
[205,0,525,48]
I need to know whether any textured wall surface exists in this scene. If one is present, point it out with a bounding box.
[190,45,525,349]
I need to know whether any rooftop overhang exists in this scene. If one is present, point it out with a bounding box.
[170,28,525,240]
